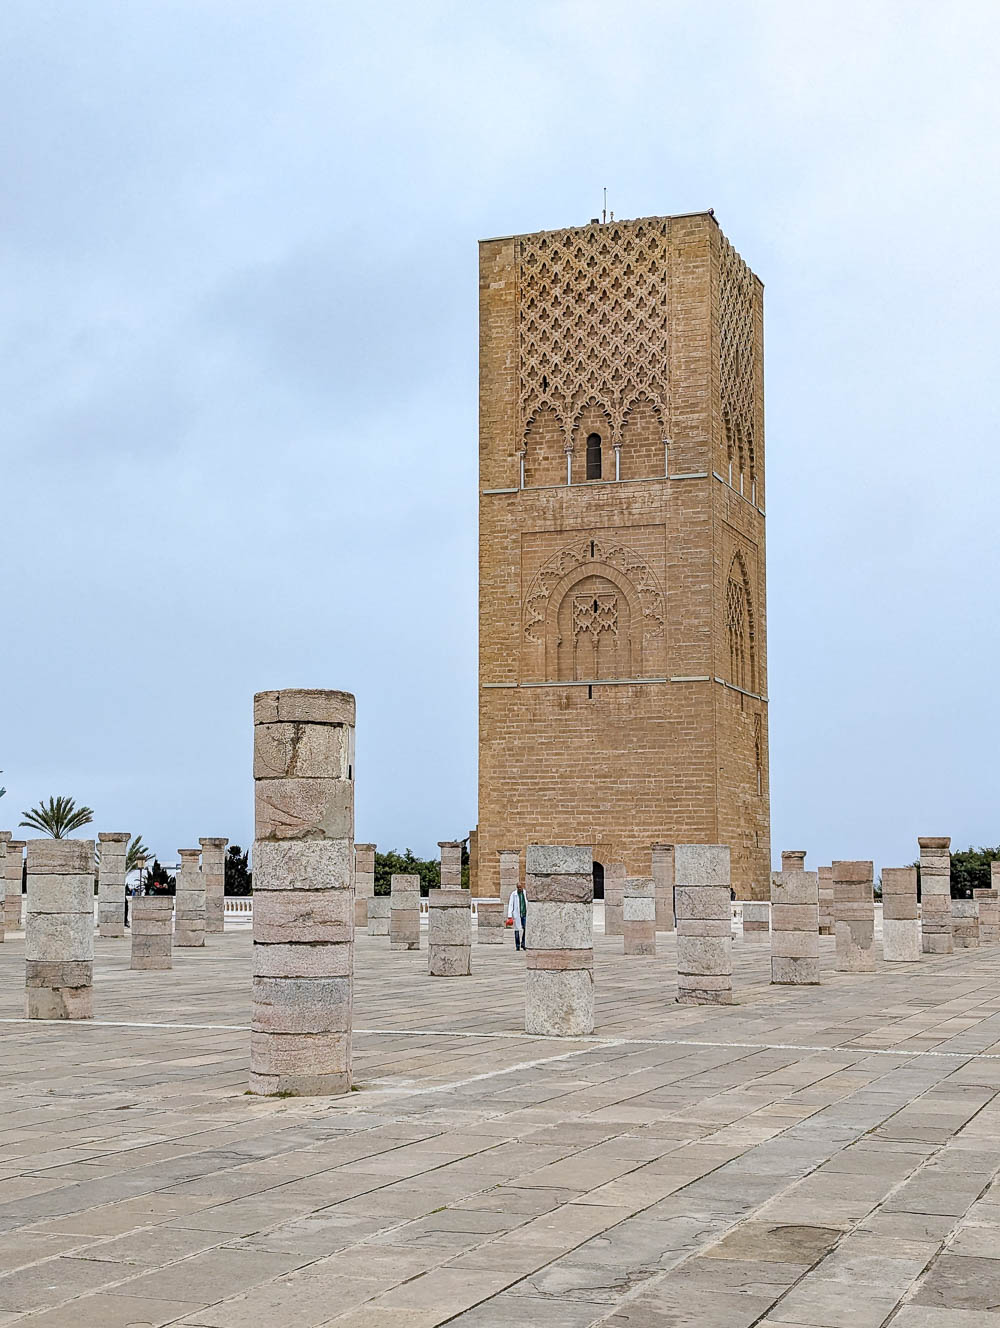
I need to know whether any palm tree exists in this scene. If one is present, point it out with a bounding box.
[20,795,94,839]
[125,836,151,877]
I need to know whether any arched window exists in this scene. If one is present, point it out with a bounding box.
[726,555,756,691]
[586,433,602,480]
[592,861,605,900]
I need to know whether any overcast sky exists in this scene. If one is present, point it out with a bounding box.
[2,1,997,874]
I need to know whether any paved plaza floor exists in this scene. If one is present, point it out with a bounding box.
[2,922,1000,1326]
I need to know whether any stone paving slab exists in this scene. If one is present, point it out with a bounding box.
[2,930,1000,1323]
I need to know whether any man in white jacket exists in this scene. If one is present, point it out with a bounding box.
[506,881,528,952]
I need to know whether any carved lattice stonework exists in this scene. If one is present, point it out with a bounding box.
[572,593,619,639]
[726,551,756,691]
[517,221,670,444]
[719,236,757,484]
[523,538,665,644]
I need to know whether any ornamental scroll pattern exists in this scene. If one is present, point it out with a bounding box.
[719,235,757,483]
[517,220,670,444]
[523,539,665,644]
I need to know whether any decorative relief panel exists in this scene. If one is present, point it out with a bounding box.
[719,236,757,487]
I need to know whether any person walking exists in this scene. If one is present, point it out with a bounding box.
[506,879,528,951]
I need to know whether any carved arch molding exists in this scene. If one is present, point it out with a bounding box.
[521,538,666,683]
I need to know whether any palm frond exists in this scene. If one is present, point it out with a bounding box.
[19,795,95,839]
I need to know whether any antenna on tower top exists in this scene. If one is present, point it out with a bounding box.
[602,187,607,224]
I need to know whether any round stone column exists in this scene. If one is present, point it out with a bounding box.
[131,896,174,970]
[390,874,421,949]
[882,867,921,961]
[97,832,129,938]
[428,891,471,976]
[174,849,206,947]
[623,878,656,955]
[919,837,953,955]
[25,839,94,1020]
[199,837,228,934]
[675,845,733,1005]
[833,860,875,972]
[525,845,594,1037]
[251,688,355,1097]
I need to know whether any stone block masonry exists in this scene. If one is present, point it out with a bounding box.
[131,896,173,970]
[952,898,979,948]
[525,845,594,1037]
[833,860,875,973]
[354,843,375,929]
[438,841,463,890]
[428,891,471,976]
[4,837,24,932]
[200,837,228,934]
[651,844,675,932]
[817,865,835,935]
[975,885,999,944]
[882,867,921,962]
[675,845,733,1005]
[770,851,819,985]
[97,832,129,938]
[25,838,94,1020]
[603,862,627,937]
[251,688,355,1097]
[367,896,390,937]
[390,874,421,950]
[623,878,656,955]
[919,837,953,955]
[742,901,769,940]
[174,849,205,948]
[476,897,504,944]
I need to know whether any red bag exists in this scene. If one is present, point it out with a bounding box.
[505,917,514,928]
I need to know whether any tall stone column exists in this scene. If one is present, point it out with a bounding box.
[770,850,819,985]
[438,841,463,890]
[251,688,355,1097]
[25,839,94,1019]
[525,845,594,1037]
[97,832,129,938]
[833,860,875,972]
[174,849,206,947]
[623,878,656,955]
[354,843,376,928]
[882,867,921,961]
[919,837,953,955]
[390,874,421,949]
[742,901,769,941]
[974,885,999,944]
[952,898,979,948]
[675,845,733,1005]
[468,827,479,896]
[651,844,675,932]
[817,866,835,935]
[200,837,228,934]
[4,838,24,931]
[603,861,627,937]
[428,891,471,976]
[367,896,390,936]
[131,896,174,969]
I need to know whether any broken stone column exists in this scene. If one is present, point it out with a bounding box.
[367,896,390,936]
[251,687,355,1097]
[952,898,980,948]
[4,837,24,931]
[833,860,875,973]
[919,836,953,955]
[975,885,999,944]
[130,895,174,969]
[623,878,656,955]
[742,900,770,941]
[603,861,627,937]
[199,837,228,934]
[675,845,733,1005]
[881,867,921,961]
[770,850,819,985]
[817,866,835,935]
[25,839,94,1019]
[354,843,375,928]
[97,832,129,938]
[476,897,504,944]
[525,845,593,1036]
[174,849,206,947]
[390,873,421,949]
[428,891,472,976]
[651,843,675,932]
[438,841,463,890]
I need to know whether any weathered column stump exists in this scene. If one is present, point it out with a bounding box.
[438,841,463,890]
[818,865,835,935]
[882,867,921,961]
[390,873,421,950]
[952,898,980,948]
[675,845,733,1005]
[833,860,875,972]
[251,687,355,1097]
[4,838,24,932]
[651,844,675,932]
[367,896,390,936]
[354,843,376,929]
[131,896,174,970]
[770,850,819,985]
[476,897,504,944]
[428,891,472,976]
[603,861,627,937]
[975,885,999,944]
[919,837,953,955]
[623,878,656,955]
[174,849,206,947]
[742,901,770,941]
[200,837,228,934]
[525,845,594,1037]
[97,831,129,938]
[25,839,94,1020]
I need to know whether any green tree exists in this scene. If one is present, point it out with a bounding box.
[225,845,253,896]
[19,795,94,838]
[146,860,176,894]
[375,849,441,897]
[126,836,151,877]
[949,846,1000,898]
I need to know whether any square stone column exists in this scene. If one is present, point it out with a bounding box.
[131,896,174,969]
[952,898,980,948]
[623,878,656,955]
[354,843,376,928]
[4,837,24,932]
[25,839,95,1020]
[833,860,875,972]
[428,891,471,976]
[919,836,953,954]
[97,832,129,938]
[438,841,463,890]
[742,901,770,940]
[770,851,819,985]
[974,886,999,944]
[603,861,627,937]
[367,896,390,936]
[251,687,355,1097]
[476,897,504,944]
[675,845,733,1005]
[882,867,921,961]
[651,844,675,932]
[390,873,421,949]
[817,866,835,935]
[468,827,479,896]
[525,845,594,1037]
[199,838,228,934]
[174,849,206,947]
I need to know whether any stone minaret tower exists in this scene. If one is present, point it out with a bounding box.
[477,211,770,898]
